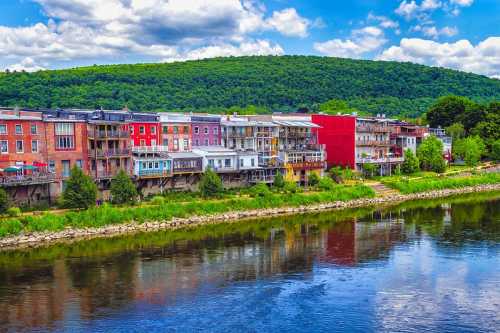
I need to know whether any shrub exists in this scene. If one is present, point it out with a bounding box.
[151,196,165,205]
[308,172,320,187]
[6,207,21,217]
[0,219,23,237]
[0,188,8,214]
[273,171,285,189]
[401,149,420,174]
[284,181,298,193]
[318,177,336,191]
[61,166,97,209]
[491,140,500,162]
[199,168,224,198]
[250,183,272,197]
[110,169,138,205]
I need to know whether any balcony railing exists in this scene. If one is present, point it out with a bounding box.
[281,131,312,138]
[356,140,391,147]
[88,148,130,158]
[91,169,132,179]
[136,170,171,177]
[356,125,391,133]
[88,130,130,139]
[0,174,56,186]
[286,161,325,170]
[356,157,404,164]
[132,146,169,154]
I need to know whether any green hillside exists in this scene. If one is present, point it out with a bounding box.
[0,55,498,117]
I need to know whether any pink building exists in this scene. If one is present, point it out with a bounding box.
[191,115,221,147]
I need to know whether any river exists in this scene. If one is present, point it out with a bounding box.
[0,192,499,332]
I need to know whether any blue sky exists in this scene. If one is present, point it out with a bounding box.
[0,0,498,77]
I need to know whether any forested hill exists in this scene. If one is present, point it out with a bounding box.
[0,56,499,117]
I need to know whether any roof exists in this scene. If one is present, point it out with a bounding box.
[0,114,42,121]
[159,113,191,123]
[272,120,320,128]
[167,152,202,159]
[193,146,238,157]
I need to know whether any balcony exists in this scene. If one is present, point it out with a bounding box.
[286,160,325,170]
[136,170,171,178]
[88,148,130,158]
[356,125,391,133]
[132,146,169,154]
[88,130,130,139]
[280,131,312,138]
[0,174,56,187]
[91,169,132,179]
[356,157,404,164]
[356,140,391,147]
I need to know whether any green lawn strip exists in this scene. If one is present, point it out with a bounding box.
[0,185,374,238]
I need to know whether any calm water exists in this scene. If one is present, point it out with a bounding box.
[0,193,499,333]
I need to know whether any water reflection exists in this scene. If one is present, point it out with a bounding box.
[0,192,499,332]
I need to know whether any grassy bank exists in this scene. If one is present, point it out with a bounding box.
[0,184,374,238]
[383,172,500,194]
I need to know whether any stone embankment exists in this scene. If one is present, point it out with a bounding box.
[1,183,499,250]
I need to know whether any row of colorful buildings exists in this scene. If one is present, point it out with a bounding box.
[0,107,451,205]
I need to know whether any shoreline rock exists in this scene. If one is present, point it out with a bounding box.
[1,184,499,251]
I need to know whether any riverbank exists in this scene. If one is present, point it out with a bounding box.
[1,183,499,250]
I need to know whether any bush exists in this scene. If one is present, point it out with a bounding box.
[0,188,8,214]
[273,171,285,189]
[151,196,165,205]
[308,172,320,187]
[250,183,272,197]
[401,149,420,174]
[491,140,500,162]
[61,166,97,209]
[110,169,138,205]
[318,177,336,191]
[199,168,224,198]
[6,207,21,217]
[284,181,298,193]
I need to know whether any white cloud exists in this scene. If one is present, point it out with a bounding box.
[395,0,471,21]
[0,0,311,70]
[314,26,387,59]
[378,37,500,78]
[413,25,458,39]
[395,1,420,20]
[3,57,46,72]
[450,0,474,6]
[421,0,442,10]
[367,13,400,30]
[265,8,311,38]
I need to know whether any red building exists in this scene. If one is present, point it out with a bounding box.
[311,114,356,169]
[129,113,161,147]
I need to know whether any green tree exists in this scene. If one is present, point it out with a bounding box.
[110,169,138,204]
[401,149,420,174]
[308,172,320,187]
[491,140,500,162]
[426,96,477,128]
[0,188,9,214]
[250,182,272,197]
[362,163,378,178]
[199,168,224,198]
[273,171,285,189]
[318,177,336,191]
[453,136,486,166]
[61,166,97,209]
[319,99,358,115]
[445,122,465,140]
[417,136,446,173]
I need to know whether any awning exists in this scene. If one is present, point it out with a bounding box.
[3,166,21,172]
[22,165,38,170]
[33,161,48,167]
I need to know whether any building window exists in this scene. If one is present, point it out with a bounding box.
[213,127,218,135]
[49,160,55,173]
[204,127,209,134]
[208,159,215,168]
[183,126,189,134]
[195,139,199,146]
[139,126,145,134]
[0,124,6,134]
[0,140,7,153]
[204,139,209,146]
[16,140,23,153]
[151,126,156,134]
[173,126,178,134]
[31,140,38,153]
[173,139,179,150]
[154,161,159,169]
[140,139,146,146]
[240,159,244,167]
[76,160,83,169]
[251,158,255,167]
[55,123,75,150]
[130,125,134,134]
[225,159,231,167]
[183,139,189,149]
[30,124,37,134]
[15,124,22,134]
[194,126,199,134]
[62,160,71,177]
[163,138,169,146]
[162,126,168,133]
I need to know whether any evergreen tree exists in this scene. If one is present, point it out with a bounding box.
[0,188,9,214]
[401,149,420,174]
[417,136,446,173]
[61,166,97,209]
[199,168,224,198]
[110,169,138,205]
[273,171,285,188]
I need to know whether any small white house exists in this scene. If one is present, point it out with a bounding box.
[237,151,260,170]
[193,146,239,173]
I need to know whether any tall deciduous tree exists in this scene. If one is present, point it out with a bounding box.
[491,140,500,162]
[199,168,224,198]
[426,96,478,129]
[110,169,138,204]
[273,171,285,189]
[417,136,446,173]
[401,149,420,174]
[61,166,97,209]
[445,122,465,140]
[453,136,486,166]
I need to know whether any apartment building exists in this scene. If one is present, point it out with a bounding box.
[191,115,221,147]
[159,113,191,152]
